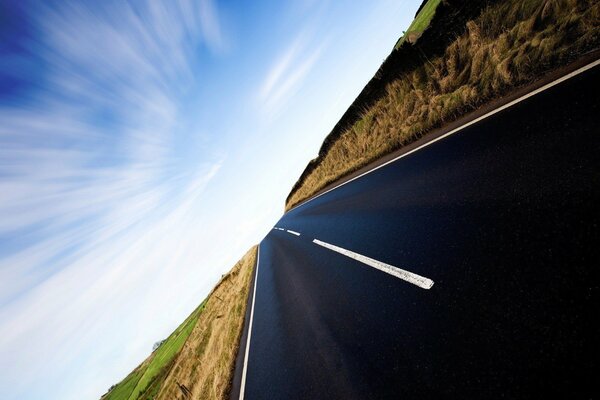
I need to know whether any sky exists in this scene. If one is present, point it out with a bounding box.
[0,0,422,398]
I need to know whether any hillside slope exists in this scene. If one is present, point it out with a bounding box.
[286,0,600,210]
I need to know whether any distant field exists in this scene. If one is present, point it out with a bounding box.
[102,301,205,400]
[102,247,257,400]
[286,0,600,210]
[130,301,205,400]
[395,0,442,47]
[102,367,144,400]
[154,247,256,399]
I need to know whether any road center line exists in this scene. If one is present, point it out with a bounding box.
[312,239,434,289]
[286,230,301,236]
[239,246,260,400]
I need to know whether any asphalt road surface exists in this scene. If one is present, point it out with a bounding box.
[231,62,599,399]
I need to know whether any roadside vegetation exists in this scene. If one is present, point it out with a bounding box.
[286,0,600,210]
[101,246,257,400]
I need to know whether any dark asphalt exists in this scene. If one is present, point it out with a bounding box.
[231,64,599,399]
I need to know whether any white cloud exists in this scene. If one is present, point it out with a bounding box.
[258,33,327,117]
[199,0,226,52]
[259,37,304,100]
[0,1,232,399]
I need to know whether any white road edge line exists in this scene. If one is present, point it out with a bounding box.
[286,229,301,236]
[313,239,434,289]
[239,246,260,400]
[289,59,600,213]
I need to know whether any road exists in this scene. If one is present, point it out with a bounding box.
[230,61,599,399]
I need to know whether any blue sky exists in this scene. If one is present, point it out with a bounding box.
[0,0,421,398]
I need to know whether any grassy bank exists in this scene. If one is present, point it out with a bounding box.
[285,0,600,210]
[101,246,257,400]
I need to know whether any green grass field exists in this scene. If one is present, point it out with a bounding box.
[102,301,206,400]
[395,0,442,48]
[102,369,144,400]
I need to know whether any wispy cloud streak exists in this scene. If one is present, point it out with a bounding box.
[258,33,327,116]
[0,1,227,399]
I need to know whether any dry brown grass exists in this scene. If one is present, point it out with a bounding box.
[154,246,257,400]
[286,0,600,210]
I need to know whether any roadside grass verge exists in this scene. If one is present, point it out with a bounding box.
[395,0,442,47]
[101,246,257,400]
[285,0,600,211]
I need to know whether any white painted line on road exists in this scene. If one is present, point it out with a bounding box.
[289,58,600,213]
[286,229,301,236]
[312,239,434,289]
[239,246,260,400]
